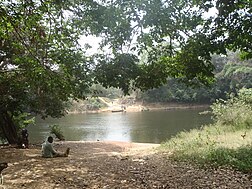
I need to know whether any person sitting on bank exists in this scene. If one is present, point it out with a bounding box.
[42,136,70,158]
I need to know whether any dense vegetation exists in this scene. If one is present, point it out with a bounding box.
[161,88,252,172]
[0,0,252,144]
[140,52,252,103]
[69,51,252,105]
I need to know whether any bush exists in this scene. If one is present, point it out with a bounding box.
[211,88,252,130]
[49,124,65,141]
[207,146,252,172]
[161,88,252,172]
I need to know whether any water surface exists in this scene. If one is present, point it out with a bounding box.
[29,108,212,144]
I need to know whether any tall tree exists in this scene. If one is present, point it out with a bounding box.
[0,0,93,144]
[81,0,252,92]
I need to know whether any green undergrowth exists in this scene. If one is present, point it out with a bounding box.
[161,88,252,172]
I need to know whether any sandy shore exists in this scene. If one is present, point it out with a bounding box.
[69,103,210,114]
[0,141,251,189]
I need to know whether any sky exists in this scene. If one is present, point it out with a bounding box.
[78,6,218,55]
[79,35,105,56]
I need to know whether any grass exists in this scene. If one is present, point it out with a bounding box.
[160,87,252,172]
[160,123,252,172]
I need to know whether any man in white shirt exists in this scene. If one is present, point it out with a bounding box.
[42,136,70,158]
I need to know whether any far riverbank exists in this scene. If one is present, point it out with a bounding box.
[68,97,211,114]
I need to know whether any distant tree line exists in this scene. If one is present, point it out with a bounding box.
[86,51,252,104]
[139,52,252,103]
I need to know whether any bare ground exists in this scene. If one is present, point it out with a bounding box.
[0,141,252,189]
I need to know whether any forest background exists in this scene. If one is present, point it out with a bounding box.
[75,51,252,112]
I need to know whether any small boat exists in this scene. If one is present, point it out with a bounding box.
[111,109,125,113]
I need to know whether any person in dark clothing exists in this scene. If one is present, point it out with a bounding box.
[21,129,29,149]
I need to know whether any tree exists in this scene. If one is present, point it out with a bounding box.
[217,52,252,93]
[1,0,251,144]
[75,0,251,93]
[86,0,217,91]
[0,0,93,144]
[140,52,252,104]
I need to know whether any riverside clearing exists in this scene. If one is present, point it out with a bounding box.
[0,141,251,189]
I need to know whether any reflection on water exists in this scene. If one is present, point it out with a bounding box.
[28,108,212,144]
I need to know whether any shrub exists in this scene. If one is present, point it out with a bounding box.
[161,88,252,172]
[211,88,252,130]
[49,124,65,141]
[207,146,252,172]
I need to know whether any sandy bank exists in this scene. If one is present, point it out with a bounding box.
[0,141,251,188]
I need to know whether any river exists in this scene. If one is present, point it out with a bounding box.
[28,108,212,144]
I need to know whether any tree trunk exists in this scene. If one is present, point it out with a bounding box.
[0,111,19,144]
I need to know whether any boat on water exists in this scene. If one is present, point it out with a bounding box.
[111,109,125,113]
[111,105,126,113]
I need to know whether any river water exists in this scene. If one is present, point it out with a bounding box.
[28,108,212,144]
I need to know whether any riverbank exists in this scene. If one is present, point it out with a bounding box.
[0,141,251,188]
[68,97,210,114]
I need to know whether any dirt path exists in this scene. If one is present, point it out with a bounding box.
[0,141,251,189]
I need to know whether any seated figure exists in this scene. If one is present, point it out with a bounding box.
[42,136,70,158]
